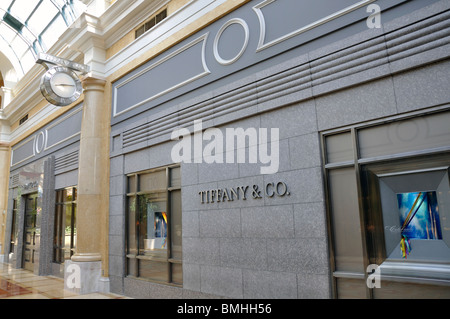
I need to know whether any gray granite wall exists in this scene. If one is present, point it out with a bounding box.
[179,110,329,299]
[108,0,450,298]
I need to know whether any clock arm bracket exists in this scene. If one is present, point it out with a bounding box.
[36,53,90,75]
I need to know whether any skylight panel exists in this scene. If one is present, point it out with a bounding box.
[0,0,86,79]
[40,13,66,49]
[10,35,28,57]
[0,0,13,13]
[20,49,36,72]
[9,0,40,24]
[0,22,17,42]
[27,0,59,35]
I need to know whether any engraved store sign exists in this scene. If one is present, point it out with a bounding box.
[199,181,290,204]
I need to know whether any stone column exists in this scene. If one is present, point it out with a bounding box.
[0,142,10,262]
[67,77,109,294]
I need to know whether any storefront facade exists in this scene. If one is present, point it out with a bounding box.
[5,104,82,277]
[107,0,450,298]
[0,0,449,299]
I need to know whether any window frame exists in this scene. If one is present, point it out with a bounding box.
[321,107,450,298]
[125,164,182,286]
[361,156,450,266]
[134,8,167,39]
[53,186,77,264]
[10,199,18,254]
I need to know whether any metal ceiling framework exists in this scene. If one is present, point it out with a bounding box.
[0,0,85,77]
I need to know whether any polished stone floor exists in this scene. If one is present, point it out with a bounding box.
[0,262,129,299]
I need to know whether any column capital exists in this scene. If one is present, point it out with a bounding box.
[81,76,107,92]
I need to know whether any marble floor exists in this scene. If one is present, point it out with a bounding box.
[0,262,130,299]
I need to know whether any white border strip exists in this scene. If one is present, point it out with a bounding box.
[113,33,210,117]
[10,106,83,167]
[44,106,83,152]
[253,0,376,52]
[11,135,35,167]
[213,18,250,65]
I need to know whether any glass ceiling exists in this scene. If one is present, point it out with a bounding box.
[0,0,86,77]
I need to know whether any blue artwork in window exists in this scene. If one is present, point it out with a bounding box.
[154,212,167,239]
[397,191,442,240]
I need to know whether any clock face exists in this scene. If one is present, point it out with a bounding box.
[50,72,77,98]
[40,66,82,106]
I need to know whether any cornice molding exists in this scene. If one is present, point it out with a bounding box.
[102,0,170,49]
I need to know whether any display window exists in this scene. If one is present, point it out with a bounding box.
[363,156,450,265]
[125,165,182,285]
[322,109,450,298]
[53,187,77,263]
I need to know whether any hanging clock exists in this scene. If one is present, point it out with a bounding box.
[40,66,82,106]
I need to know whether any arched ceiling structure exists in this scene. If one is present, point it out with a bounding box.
[0,0,86,82]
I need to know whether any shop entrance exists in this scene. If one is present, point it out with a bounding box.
[23,193,38,271]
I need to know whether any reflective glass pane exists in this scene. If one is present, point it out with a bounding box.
[138,193,167,257]
[53,0,66,9]
[135,25,145,38]
[27,1,59,35]
[170,190,182,259]
[40,14,66,48]
[138,259,167,282]
[128,175,136,193]
[139,169,166,192]
[170,166,181,188]
[64,204,72,260]
[21,27,35,43]
[0,23,17,42]
[54,204,63,262]
[9,0,40,23]
[328,168,364,273]
[127,196,137,255]
[0,1,13,12]
[63,187,75,202]
[359,111,450,159]
[72,204,76,253]
[20,50,36,72]
[325,132,353,163]
[11,36,29,57]
[336,278,366,299]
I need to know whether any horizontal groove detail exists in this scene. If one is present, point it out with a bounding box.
[120,9,450,152]
[54,151,79,172]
